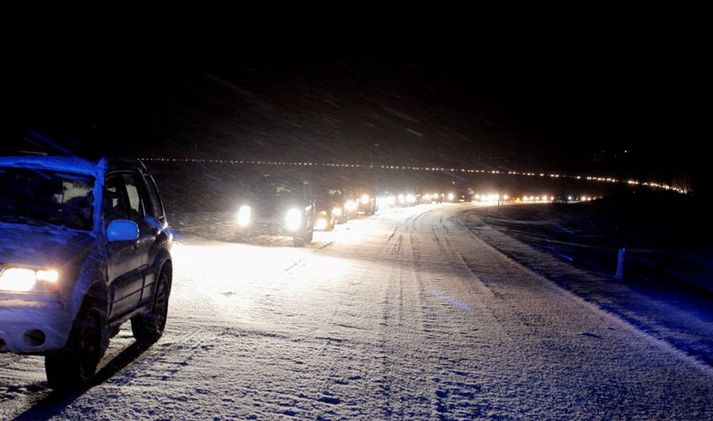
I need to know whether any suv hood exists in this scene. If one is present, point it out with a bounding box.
[0,223,96,269]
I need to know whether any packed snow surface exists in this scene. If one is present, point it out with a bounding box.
[2,204,712,419]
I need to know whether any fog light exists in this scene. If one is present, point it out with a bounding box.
[24,329,46,346]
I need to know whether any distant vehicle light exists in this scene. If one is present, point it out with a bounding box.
[406,194,416,204]
[345,200,358,212]
[360,194,370,205]
[315,217,328,231]
[398,194,406,204]
[285,208,303,231]
[332,207,343,217]
[447,192,455,201]
[237,205,252,227]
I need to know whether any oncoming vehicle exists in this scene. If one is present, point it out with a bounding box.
[356,190,376,215]
[343,187,376,217]
[0,156,173,389]
[234,173,315,246]
[314,188,346,231]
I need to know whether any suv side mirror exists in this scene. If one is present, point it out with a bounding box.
[107,220,139,242]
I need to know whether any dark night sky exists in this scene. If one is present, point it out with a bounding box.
[0,10,706,190]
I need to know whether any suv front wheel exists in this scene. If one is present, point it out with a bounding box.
[45,298,108,390]
[293,228,313,247]
[131,268,171,344]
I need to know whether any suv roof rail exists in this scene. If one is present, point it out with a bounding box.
[105,157,148,172]
[15,150,49,156]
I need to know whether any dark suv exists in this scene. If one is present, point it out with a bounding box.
[0,156,173,389]
[234,172,315,246]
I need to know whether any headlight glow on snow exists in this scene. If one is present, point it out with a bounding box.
[0,267,59,292]
[237,205,252,227]
[285,208,303,231]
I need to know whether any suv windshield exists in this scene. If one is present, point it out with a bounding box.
[249,177,302,200]
[0,167,95,230]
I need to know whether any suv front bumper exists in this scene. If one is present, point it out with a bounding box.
[0,296,73,354]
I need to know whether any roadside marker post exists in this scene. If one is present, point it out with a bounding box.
[615,247,626,280]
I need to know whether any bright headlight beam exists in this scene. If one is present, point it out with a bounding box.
[0,268,36,292]
[285,208,303,231]
[237,205,252,227]
[36,270,59,283]
[0,267,59,292]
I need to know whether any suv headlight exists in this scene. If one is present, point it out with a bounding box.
[285,208,303,231]
[237,205,252,227]
[0,267,60,293]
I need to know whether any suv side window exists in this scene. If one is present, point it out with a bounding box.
[121,173,146,221]
[144,174,165,221]
[104,175,129,222]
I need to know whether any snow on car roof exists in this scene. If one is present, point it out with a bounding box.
[0,156,104,176]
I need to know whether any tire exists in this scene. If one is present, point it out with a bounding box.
[131,269,171,345]
[293,228,313,247]
[45,299,108,390]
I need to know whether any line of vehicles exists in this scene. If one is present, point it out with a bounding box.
[230,172,378,247]
[228,171,475,247]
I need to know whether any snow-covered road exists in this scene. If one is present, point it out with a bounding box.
[2,204,712,419]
